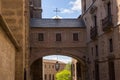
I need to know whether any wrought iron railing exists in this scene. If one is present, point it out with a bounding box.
[90,26,98,40]
[102,15,113,31]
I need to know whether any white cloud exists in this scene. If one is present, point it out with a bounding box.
[43,55,72,63]
[61,9,74,14]
[70,0,81,11]
[61,0,81,14]
[52,15,62,19]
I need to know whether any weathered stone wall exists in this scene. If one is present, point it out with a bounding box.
[30,28,86,48]
[117,0,120,24]
[82,0,120,80]
[24,0,30,80]
[0,0,29,80]
[1,0,24,45]
[31,58,43,80]
[29,0,42,18]
[30,28,87,64]
[0,26,16,80]
[29,27,87,80]
[83,0,120,42]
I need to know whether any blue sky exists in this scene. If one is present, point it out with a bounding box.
[42,0,81,62]
[42,0,82,18]
[43,55,72,63]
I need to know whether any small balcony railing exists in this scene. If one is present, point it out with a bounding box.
[102,15,113,31]
[90,26,98,40]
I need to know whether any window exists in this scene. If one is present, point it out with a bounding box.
[109,38,113,52]
[45,74,47,80]
[107,2,111,16]
[108,60,115,80]
[91,47,93,56]
[95,45,98,56]
[49,74,51,80]
[56,33,61,41]
[38,33,44,41]
[93,15,97,27]
[52,65,54,69]
[73,33,79,41]
[53,75,54,80]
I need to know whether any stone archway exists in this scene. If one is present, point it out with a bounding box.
[29,24,87,80]
[30,47,87,65]
[29,47,87,80]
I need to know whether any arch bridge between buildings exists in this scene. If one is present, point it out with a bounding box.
[29,25,87,80]
[29,47,88,80]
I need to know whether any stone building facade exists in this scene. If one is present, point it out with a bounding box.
[0,15,17,80]
[0,0,29,80]
[29,0,120,80]
[29,19,87,80]
[81,0,120,80]
[43,59,66,80]
[29,0,42,18]
[0,0,120,80]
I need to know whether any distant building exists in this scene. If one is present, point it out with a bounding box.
[43,59,66,80]
[81,0,120,80]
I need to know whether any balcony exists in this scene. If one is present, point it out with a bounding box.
[90,26,98,40]
[102,15,113,32]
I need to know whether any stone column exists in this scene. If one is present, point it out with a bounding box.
[76,62,82,80]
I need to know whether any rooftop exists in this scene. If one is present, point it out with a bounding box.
[43,59,66,64]
[30,18,85,28]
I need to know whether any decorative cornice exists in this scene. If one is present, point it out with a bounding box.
[96,55,120,63]
[0,15,20,51]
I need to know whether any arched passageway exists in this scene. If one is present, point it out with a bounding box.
[29,21,87,80]
[30,53,88,80]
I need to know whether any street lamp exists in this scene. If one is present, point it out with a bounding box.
[55,61,60,71]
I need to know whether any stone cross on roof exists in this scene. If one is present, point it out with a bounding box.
[53,8,60,17]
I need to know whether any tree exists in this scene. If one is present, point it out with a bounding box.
[56,70,71,80]
[64,62,71,71]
